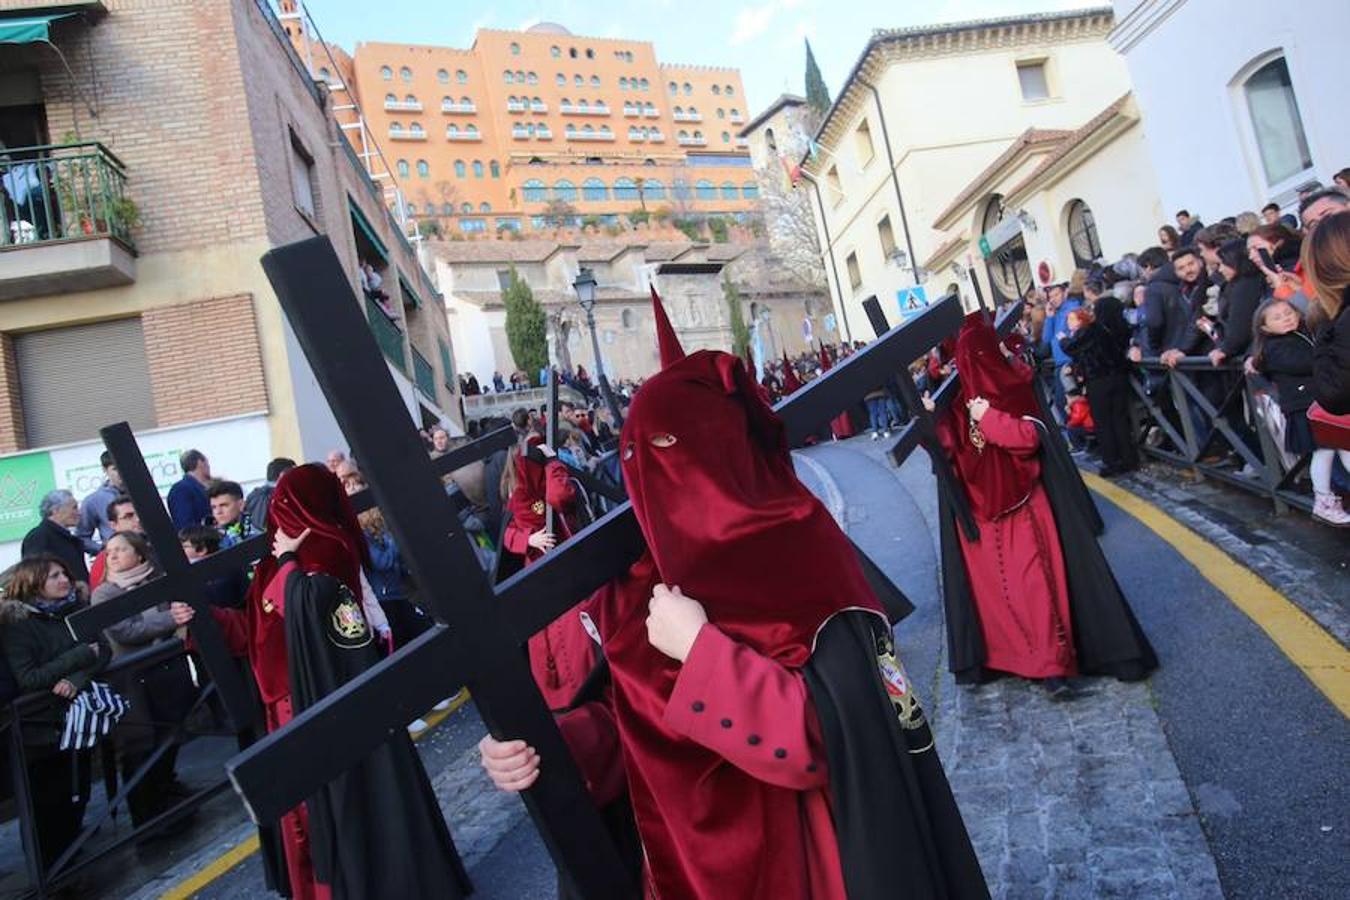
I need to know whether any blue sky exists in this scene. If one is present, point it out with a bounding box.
[305,0,1097,117]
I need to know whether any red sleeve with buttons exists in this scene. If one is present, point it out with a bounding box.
[662,623,829,791]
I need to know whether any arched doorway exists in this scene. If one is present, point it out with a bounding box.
[1066,199,1102,268]
[981,195,1031,305]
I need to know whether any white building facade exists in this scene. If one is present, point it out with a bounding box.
[1110,0,1350,218]
[802,8,1134,337]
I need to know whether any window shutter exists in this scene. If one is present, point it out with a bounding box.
[14,318,157,447]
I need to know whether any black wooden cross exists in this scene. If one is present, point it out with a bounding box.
[66,423,262,728]
[223,236,964,898]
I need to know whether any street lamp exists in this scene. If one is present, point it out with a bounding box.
[573,267,624,428]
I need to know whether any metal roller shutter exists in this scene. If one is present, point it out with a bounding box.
[13,317,157,448]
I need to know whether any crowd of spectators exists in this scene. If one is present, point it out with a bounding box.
[1009,183,1350,526]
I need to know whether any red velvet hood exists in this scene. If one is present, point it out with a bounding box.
[941,312,1041,518]
[249,464,367,604]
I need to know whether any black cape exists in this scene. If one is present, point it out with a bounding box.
[285,570,471,899]
[937,419,1158,684]
[804,610,990,900]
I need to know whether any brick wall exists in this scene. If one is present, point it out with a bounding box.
[0,335,27,453]
[142,295,269,427]
[0,0,270,256]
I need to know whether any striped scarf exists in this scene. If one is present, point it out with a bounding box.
[60,681,130,751]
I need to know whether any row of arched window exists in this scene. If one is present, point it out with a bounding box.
[520,178,759,203]
[563,124,613,137]
[622,101,659,115]
[502,70,540,85]
[395,159,501,180]
[617,77,651,91]
[406,201,494,216]
[380,66,470,85]
[667,81,735,96]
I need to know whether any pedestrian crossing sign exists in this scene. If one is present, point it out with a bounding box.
[896,286,930,322]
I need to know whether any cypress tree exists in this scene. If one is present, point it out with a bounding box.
[724,274,751,360]
[502,265,549,385]
[804,39,831,119]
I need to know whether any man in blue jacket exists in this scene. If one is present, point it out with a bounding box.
[167,449,212,530]
[1040,282,1081,420]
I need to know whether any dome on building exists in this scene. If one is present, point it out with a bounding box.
[525,22,572,35]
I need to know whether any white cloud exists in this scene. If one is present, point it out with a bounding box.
[730,3,779,47]
[517,16,541,31]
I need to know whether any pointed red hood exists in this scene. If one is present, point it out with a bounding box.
[779,354,802,393]
[651,285,685,368]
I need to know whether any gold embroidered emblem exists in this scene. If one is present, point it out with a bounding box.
[328,583,373,649]
[875,632,932,753]
[530,500,546,516]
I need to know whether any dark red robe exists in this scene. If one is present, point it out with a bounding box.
[936,408,1076,679]
[559,556,848,899]
[502,454,597,710]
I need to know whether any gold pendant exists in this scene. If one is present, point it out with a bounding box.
[969,419,986,452]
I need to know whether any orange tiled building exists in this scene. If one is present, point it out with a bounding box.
[304,21,760,234]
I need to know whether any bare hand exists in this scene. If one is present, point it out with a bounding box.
[1208,349,1226,367]
[1127,346,1143,363]
[170,601,196,626]
[646,584,708,662]
[479,734,540,793]
[52,679,77,699]
[527,529,556,552]
[1161,350,1183,369]
[920,391,936,413]
[273,527,311,558]
[967,397,991,423]
[1243,357,1258,376]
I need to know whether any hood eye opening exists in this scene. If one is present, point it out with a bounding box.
[649,433,678,449]
[622,443,636,460]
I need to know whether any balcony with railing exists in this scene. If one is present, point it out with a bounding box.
[628,131,646,142]
[729,113,745,124]
[535,126,553,140]
[677,135,707,146]
[366,295,406,372]
[389,126,427,141]
[384,98,423,112]
[648,130,665,142]
[567,129,615,142]
[412,347,437,398]
[622,105,641,118]
[560,102,610,116]
[506,99,526,113]
[643,107,661,118]
[1,142,138,301]
[735,136,749,147]
[511,126,530,140]
[446,127,482,142]
[441,100,476,114]
[530,100,548,112]
[673,110,702,122]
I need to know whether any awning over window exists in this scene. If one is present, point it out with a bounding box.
[0,14,76,45]
[348,197,389,264]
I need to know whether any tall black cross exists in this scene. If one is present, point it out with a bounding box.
[223,236,964,898]
[66,424,262,728]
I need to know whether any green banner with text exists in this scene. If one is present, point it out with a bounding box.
[0,452,56,543]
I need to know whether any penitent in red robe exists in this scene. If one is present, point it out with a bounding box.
[212,562,329,900]
[559,559,848,899]
[502,456,597,710]
[938,407,1077,679]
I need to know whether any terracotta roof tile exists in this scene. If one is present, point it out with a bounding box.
[932,129,1071,228]
[1004,94,1134,200]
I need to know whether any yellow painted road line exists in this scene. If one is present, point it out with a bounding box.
[157,686,472,899]
[1084,471,1350,718]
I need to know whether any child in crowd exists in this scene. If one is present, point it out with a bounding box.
[1065,388,1096,453]
[1250,299,1350,526]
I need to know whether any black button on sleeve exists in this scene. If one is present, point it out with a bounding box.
[773,748,787,759]
[691,701,705,713]
[720,718,733,729]
[747,734,761,746]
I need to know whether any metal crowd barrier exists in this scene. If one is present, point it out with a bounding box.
[3,638,235,899]
[1040,356,1315,516]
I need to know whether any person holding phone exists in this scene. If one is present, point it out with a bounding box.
[1249,223,1304,302]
